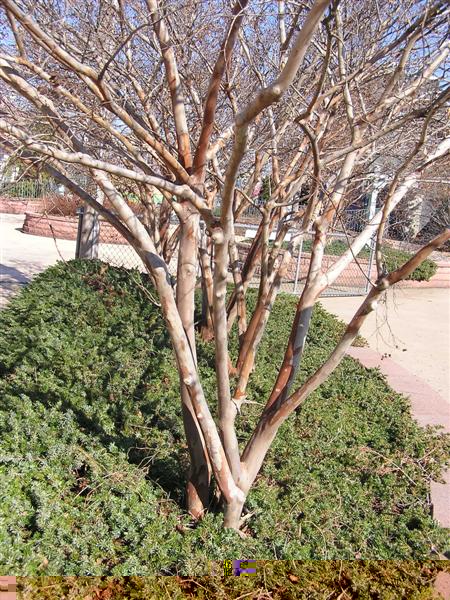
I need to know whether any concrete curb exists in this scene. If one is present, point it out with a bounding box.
[346,346,450,529]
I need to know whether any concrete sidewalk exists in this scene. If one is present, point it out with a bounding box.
[0,213,76,307]
[321,288,450,402]
[322,290,450,528]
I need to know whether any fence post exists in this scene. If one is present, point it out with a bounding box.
[76,203,100,259]
[77,188,105,259]
[75,206,84,259]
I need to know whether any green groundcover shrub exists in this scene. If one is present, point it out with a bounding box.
[379,246,437,281]
[17,561,450,600]
[0,260,448,576]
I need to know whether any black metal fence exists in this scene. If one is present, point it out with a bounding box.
[0,178,60,198]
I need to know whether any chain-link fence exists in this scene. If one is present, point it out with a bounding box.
[98,240,145,271]
[91,209,374,297]
[292,230,375,297]
[0,175,93,199]
[97,217,146,271]
[239,203,263,223]
[383,198,449,253]
[75,210,146,271]
[83,197,445,298]
[236,208,375,297]
[320,207,375,297]
[89,214,179,276]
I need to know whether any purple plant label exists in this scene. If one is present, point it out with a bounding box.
[233,559,256,576]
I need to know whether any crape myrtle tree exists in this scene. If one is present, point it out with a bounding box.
[0,0,449,530]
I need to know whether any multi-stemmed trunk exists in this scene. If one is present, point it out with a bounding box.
[2,0,448,535]
[176,203,212,517]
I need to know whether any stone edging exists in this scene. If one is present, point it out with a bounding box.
[0,197,44,214]
[22,212,128,244]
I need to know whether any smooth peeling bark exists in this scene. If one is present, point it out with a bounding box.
[266,289,316,406]
[233,226,302,401]
[0,120,212,221]
[233,220,274,368]
[213,233,242,481]
[255,141,344,396]
[176,203,212,517]
[233,294,272,402]
[227,220,264,333]
[234,227,283,375]
[182,402,211,518]
[151,0,249,493]
[234,237,302,402]
[265,136,450,410]
[139,238,244,520]
[199,239,215,341]
[227,255,259,335]
[158,287,246,526]
[212,134,250,486]
[176,205,199,356]
[192,0,249,181]
[146,0,192,171]
[266,224,327,408]
[223,493,246,529]
[164,225,181,264]
[235,293,264,374]
[91,172,217,520]
[258,208,272,300]
[227,256,259,335]
[235,221,306,387]
[181,384,212,518]
[193,1,249,342]
[225,0,333,347]
[159,197,172,259]
[229,231,247,339]
[155,280,242,513]
[229,207,284,341]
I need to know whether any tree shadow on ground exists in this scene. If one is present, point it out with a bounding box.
[0,263,30,283]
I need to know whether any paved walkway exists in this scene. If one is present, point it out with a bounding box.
[0,213,149,308]
[321,291,449,529]
[0,213,76,307]
[435,573,450,599]
[321,288,450,402]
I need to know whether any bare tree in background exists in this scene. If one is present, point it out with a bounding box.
[0,0,449,530]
